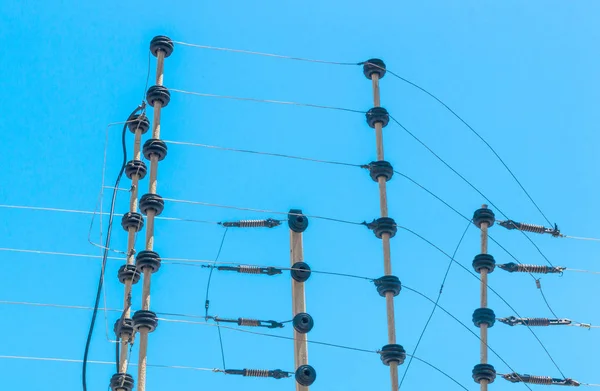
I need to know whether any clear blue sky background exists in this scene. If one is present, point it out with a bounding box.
[1,1,599,390]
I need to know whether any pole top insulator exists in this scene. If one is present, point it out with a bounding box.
[150,35,174,58]
[473,207,495,228]
[363,58,386,79]
[288,209,309,233]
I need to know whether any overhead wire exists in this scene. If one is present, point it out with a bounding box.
[400,220,473,388]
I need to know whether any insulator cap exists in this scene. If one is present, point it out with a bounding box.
[291,262,311,282]
[133,310,158,333]
[127,114,150,134]
[113,317,134,338]
[118,264,140,284]
[142,139,168,161]
[121,212,144,232]
[374,275,402,297]
[110,373,134,391]
[472,253,496,273]
[288,209,309,233]
[368,160,394,182]
[150,35,174,58]
[366,107,390,128]
[295,365,316,386]
[139,193,165,216]
[363,58,386,79]
[366,217,397,239]
[293,312,314,334]
[136,250,162,273]
[125,159,147,179]
[472,363,496,384]
[379,344,406,366]
[473,308,496,328]
[473,207,495,228]
[146,85,171,108]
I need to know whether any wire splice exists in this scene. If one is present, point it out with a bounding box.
[498,316,572,327]
[215,265,282,275]
[211,316,284,329]
[224,368,291,379]
[497,220,561,237]
[497,262,566,274]
[220,218,282,228]
[502,373,581,386]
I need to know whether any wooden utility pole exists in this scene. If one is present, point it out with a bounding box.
[472,205,497,389]
[131,35,174,391]
[363,60,405,391]
[288,209,316,389]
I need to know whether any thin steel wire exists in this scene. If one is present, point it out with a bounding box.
[0,355,221,372]
[397,224,566,378]
[173,41,361,65]
[168,88,365,114]
[162,140,365,168]
[400,220,472,388]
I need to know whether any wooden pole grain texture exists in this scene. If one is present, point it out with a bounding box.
[118,108,145,374]
[479,205,490,391]
[291,229,309,391]
[136,47,166,391]
[370,69,399,391]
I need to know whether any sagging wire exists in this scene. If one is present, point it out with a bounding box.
[168,88,365,114]
[172,39,553,227]
[400,220,472,388]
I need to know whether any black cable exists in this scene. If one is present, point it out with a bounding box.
[382,66,553,227]
[82,105,142,391]
[538,281,560,319]
[216,321,227,370]
[400,220,472,387]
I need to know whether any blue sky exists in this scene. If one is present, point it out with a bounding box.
[1,1,600,390]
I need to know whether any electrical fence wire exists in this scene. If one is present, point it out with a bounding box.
[172,39,552,226]
[400,220,474,388]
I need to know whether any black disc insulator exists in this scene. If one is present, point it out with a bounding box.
[125,159,147,180]
[118,264,140,284]
[369,160,394,182]
[127,114,150,135]
[113,317,134,338]
[142,138,168,161]
[472,253,496,274]
[121,212,144,232]
[136,250,161,273]
[291,262,311,283]
[473,207,495,228]
[110,373,134,391]
[288,209,309,233]
[139,193,164,216]
[133,310,158,333]
[374,275,402,297]
[292,312,314,334]
[295,365,316,386]
[366,107,390,128]
[146,85,171,108]
[366,217,397,239]
[473,308,496,328]
[472,363,496,384]
[379,344,406,366]
[363,58,386,79]
[150,35,174,58]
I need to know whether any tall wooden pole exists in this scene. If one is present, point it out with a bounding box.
[364,60,404,391]
[288,210,316,389]
[131,36,174,391]
[472,205,496,388]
